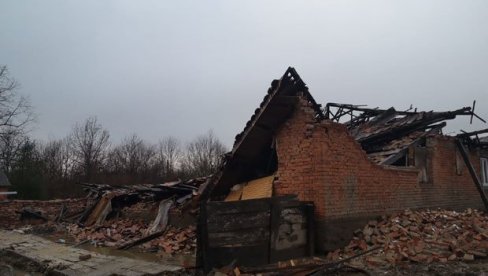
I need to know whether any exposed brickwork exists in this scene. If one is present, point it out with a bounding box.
[425,135,484,209]
[274,97,485,250]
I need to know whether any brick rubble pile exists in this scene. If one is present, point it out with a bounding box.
[67,221,196,255]
[327,208,488,267]
[0,199,87,229]
[142,226,197,255]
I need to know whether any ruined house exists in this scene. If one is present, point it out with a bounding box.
[200,67,488,268]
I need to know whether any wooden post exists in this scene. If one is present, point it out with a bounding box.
[268,197,281,264]
[455,139,488,210]
[199,201,209,272]
[305,203,315,257]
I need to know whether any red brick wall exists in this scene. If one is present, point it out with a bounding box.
[424,135,484,209]
[274,98,485,250]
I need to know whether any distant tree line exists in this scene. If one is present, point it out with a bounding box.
[0,65,227,199]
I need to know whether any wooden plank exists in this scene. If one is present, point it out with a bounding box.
[78,198,99,224]
[305,203,315,257]
[85,194,113,226]
[199,202,209,270]
[270,245,308,262]
[268,197,282,263]
[224,185,244,201]
[207,211,270,232]
[205,244,270,268]
[203,196,314,271]
[272,197,302,208]
[117,229,167,250]
[206,198,271,215]
[456,139,488,211]
[55,204,67,222]
[207,196,296,217]
[241,175,274,200]
[145,198,172,235]
[208,227,270,247]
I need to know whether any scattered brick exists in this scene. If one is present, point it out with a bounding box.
[326,208,488,268]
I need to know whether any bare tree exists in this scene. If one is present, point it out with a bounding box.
[0,127,28,173]
[69,116,110,181]
[0,65,34,134]
[105,146,124,175]
[110,134,155,182]
[41,138,73,180]
[156,136,181,179]
[181,130,227,178]
[8,138,47,199]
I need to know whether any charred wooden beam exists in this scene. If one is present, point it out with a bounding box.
[17,209,48,221]
[359,108,469,149]
[117,229,168,250]
[458,128,488,138]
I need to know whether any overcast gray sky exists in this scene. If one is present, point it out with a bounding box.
[1,0,487,147]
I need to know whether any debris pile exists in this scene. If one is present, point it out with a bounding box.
[67,221,196,255]
[81,177,208,204]
[0,199,88,229]
[143,225,197,255]
[62,179,206,256]
[325,102,485,165]
[0,178,206,261]
[79,177,207,227]
[327,208,488,268]
[67,218,147,247]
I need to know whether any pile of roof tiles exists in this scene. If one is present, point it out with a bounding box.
[81,177,208,203]
[326,208,488,267]
[67,218,147,247]
[142,225,197,255]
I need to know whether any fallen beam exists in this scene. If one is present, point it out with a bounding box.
[117,229,167,250]
[458,128,488,138]
[84,193,114,227]
[55,204,67,222]
[145,198,173,235]
[118,198,173,250]
[16,209,48,221]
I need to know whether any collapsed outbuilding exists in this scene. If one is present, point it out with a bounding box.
[200,67,488,269]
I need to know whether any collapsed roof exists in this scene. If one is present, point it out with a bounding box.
[325,103,485,164]
[207,67,322,198]
[207,67,486,198]
[457,128,488,149]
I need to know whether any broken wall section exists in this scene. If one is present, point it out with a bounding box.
[426,135,484,209]
[274,97,485,251]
